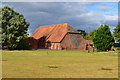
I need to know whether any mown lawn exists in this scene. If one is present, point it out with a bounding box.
[2,49,118,78]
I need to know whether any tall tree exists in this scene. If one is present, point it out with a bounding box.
[2,6,30,50]
[92,24,114,51]
[113,22,120,43]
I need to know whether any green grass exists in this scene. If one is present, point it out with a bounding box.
[2,49,118,78]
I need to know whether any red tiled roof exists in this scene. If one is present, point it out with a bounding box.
[31,23,79,42]
[86,40,93,44]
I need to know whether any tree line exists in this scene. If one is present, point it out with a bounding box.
[78,24,120,51]
[1,6,120,51]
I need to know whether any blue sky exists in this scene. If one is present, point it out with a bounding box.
[2,2,118,36]
[87,2,118,16]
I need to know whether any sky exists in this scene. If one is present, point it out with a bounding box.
[2,2,118,36]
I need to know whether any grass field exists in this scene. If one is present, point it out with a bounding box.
[2,49,118,78]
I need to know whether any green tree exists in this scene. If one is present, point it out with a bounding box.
[84,29,96,40]
[90,29,97,40]
[113,22,120,42]
[77,29,87,38]
[0,7,2,49]
[84,34,89,40]
[92,24,114,51]
[2,6,31,50]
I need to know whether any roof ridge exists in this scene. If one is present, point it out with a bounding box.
[40,23,69,27]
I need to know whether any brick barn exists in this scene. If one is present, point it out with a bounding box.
[28,23,87,50]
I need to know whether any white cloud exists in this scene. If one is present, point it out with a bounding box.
[97,6,113,10]
[2,2,118,35]
[104,15,118,20]
[2,0,119,2]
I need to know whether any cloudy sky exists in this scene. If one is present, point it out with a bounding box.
[2,2,118,36]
